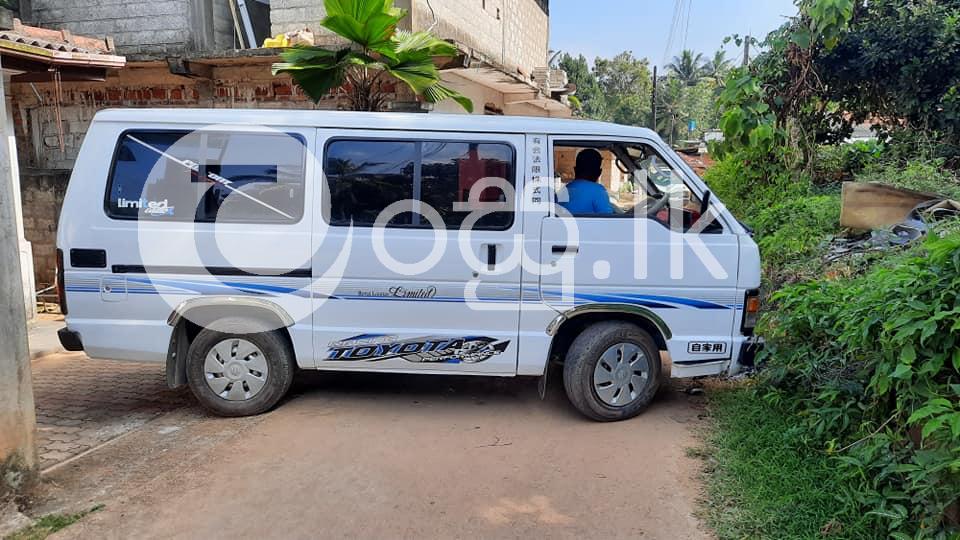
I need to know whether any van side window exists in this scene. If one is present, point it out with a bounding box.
[324,139,515,230]
[552,141,720,233]
[106,130,306,223]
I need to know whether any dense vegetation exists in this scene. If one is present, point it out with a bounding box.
[700,1,960,538]
[558,47,730,143]
[551,2,959,536]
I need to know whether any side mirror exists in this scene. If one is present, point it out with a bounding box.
[699,190,712,218]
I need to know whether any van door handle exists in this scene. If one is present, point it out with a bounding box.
[552,245,579,255]
[486,244,497,270]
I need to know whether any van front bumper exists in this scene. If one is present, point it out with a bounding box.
[57,327,84,352]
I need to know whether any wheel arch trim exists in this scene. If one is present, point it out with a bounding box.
[166,296,296,328]
[545,303,673,340]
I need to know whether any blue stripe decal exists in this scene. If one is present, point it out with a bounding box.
[68,279,732,310]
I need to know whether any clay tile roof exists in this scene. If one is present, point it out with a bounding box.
[3,18,114,53]
[0,18,124,68]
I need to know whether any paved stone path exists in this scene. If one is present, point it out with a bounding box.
[31,353,192,470]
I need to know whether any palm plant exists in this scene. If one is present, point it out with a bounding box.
[666,50,707,87]
[705,50,732,85]
[272,0,473,112]
[655,77,686,144]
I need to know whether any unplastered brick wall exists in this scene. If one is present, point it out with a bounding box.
[9,61,401,286]
[7,63,366,171]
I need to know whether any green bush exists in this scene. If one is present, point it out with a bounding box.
[857,158,960,200]
[702,387,881,540]
[758,230,960,537]
[753,194,841,271]
[704,150,960,538]
[706,151,843,288]
[704,148,812,220]
[815,141,886,185]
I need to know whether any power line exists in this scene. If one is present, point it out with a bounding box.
[663,0,684,66]
[681,0,694,52]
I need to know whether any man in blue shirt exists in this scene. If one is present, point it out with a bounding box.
[558,149,615,215]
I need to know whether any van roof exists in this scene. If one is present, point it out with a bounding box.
[93,108,659,139]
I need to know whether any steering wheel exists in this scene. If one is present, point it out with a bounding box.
[645,193,671,216]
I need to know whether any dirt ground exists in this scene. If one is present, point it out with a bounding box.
[29,365,709,540]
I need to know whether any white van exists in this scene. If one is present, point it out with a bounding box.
[56,109,761,421]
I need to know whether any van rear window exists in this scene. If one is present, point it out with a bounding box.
[105,130,306,223]
[324,139,515,230]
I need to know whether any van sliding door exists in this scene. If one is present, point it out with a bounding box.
[310,129,525,375]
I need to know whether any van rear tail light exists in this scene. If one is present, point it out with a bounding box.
[56,248,67,315]
[741,290,760,335]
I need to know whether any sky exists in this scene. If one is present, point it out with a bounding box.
[548,0,798,67]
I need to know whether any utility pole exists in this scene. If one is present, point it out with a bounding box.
[651,65,658,131]
[742,34,751,67]
[0,54,37,476]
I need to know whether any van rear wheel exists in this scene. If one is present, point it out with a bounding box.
[185,318,295,417]
[563,322,661,422]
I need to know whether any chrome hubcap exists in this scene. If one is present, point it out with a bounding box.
[593,342,650,407]
[204,338,269,401]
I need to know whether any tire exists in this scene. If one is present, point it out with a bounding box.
[185,317,296,417]
[562,321,662,422]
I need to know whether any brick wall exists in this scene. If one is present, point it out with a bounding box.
[8,61,398,284]
[8,62,353,171]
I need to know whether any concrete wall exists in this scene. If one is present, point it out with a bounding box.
[270,0,549,77]
[0,74,36,474]
[25,0,234,57]
[3,76,35,322]
[433,72,504,114]
[23,0,548,69]
[270,0,333,45]
[19,170,69,288]
[410,0,548,78]
[212,0,235,50]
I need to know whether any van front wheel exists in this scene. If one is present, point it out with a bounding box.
[563,322,661,422]
[185,318,295,417]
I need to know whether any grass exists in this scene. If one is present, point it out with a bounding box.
[697,386,882,540]
[3,505,103,540]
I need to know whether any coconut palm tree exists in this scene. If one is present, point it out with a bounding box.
[655,77,686,145]
[272,0,472,112]
[705,50,733,85]
[666,49,707,87]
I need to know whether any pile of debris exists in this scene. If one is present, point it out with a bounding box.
[826,182,960,262]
